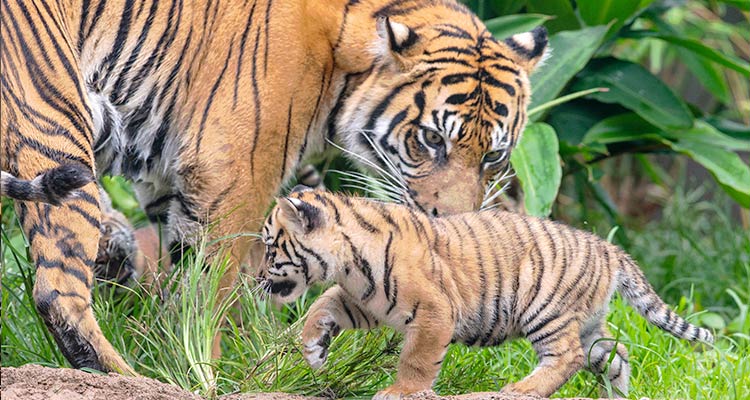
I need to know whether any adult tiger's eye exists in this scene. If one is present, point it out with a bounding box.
[423,130,444,146]
[483,150,504,163]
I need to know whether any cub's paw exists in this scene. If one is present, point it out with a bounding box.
[373,385,431,400]
[301,313,340,370]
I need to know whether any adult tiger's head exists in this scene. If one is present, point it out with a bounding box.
[335,8,548,216]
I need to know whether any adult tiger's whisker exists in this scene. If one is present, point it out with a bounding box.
[326,138,408,192]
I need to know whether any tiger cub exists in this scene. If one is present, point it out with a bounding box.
[258,187,713,399]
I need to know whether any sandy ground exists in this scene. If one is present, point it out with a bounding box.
[1,364,601,400]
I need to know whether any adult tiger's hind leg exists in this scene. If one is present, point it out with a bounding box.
[1,0,132,374]
[18,185,134,374]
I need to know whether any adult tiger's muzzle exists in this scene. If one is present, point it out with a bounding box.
[408,162,483,216]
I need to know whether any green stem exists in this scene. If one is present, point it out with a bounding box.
[528,87,609,117]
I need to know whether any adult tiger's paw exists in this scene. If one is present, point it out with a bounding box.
[301,312,340,370]
[95,209,138,286]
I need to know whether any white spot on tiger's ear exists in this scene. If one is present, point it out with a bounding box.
[371,17,419,71]
[512,32,535,51]
[287,197,303,209]
[504,26,549,74]
[376,17,411,48]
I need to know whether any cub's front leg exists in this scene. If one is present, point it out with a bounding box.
[374,301,454,400]
[302,286,380,369]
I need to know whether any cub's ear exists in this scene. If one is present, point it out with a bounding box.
[277,197,321,234]
[503,26,549,74]
[375,16,420,71]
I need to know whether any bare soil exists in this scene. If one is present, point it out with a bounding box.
[1,364,600,400]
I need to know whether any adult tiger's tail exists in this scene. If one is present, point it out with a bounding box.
[617,255,714,343]
[1,165,94,205]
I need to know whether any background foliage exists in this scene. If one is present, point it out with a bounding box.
[471,0,750,218]
[2,0,750,399]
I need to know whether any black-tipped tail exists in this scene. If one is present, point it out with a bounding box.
[1,165,94,205]
[618,256,713,344]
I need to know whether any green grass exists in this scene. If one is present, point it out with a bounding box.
[2,185,749,399]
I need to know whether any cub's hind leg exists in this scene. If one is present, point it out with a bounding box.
[502,319,585,397]
[581,320,630,397]
[302,285,381,369]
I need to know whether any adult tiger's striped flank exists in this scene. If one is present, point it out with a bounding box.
[2,0,546,373]
[259,188,713,399]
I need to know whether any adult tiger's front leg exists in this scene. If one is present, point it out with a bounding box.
[96,189,169,291]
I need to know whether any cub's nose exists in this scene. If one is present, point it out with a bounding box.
[269,280,297,297]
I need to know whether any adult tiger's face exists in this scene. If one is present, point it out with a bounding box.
[337,18,548,216]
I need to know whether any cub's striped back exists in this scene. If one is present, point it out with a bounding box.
[259,189,712,398]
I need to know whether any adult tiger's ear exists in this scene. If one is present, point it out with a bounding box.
[503,26,549,74]
[278,197,322,234]
[375,16,420,71]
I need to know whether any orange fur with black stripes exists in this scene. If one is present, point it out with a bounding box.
[2,0,545,373]
[259,188,713,398]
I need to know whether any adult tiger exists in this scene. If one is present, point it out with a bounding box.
[0,0,547,374]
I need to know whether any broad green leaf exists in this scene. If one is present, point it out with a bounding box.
[666,121,750,152]
[510,123,562,217]
[488,0,527,16]
[583,113,664,145]
[527,0,580,33]
[577,0,641,37]
[547,99,623,146]
[668,140,750,208]
[717,0,750,11]
[705,117,750,140]
[678,49,732,104]
[573,58,693,131]
[529,25,609,120]
[625,31,750,76]
[484,14,551,40]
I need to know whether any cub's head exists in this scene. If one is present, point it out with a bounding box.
[258,188,342,304]
[337,6,548,216]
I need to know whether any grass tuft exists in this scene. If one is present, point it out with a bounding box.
[2,185,749,399]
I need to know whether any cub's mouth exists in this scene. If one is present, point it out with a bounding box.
[268,279,297,297]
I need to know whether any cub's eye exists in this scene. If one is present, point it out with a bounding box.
[483,150,505,164]
[422,129,445,148]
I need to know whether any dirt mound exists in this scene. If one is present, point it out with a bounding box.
[1,364,600,400]
[1,364,200,400]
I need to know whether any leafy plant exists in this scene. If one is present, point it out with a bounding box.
[470,0,750,217]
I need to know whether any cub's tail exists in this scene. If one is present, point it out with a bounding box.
[1,165,94,205]
[617,254,713,343]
